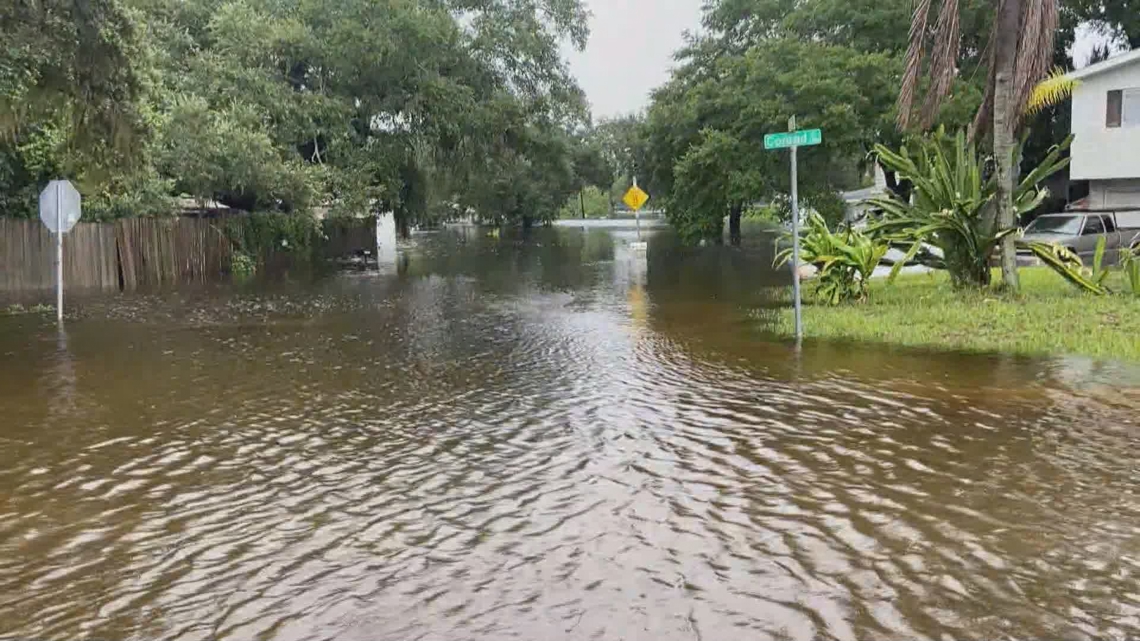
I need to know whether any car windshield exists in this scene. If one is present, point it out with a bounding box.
[1025,215,1084,235]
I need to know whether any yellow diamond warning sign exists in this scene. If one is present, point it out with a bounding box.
[622,185,650,212]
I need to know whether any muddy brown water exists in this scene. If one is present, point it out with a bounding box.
[3,225,1140,640]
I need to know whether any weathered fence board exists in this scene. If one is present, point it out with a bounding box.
[2,214,375,295]
[116,217,232,289]
[0,219,119,292]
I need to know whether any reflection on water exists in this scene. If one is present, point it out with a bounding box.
[1,226,1140,641]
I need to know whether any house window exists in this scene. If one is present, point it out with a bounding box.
[1107,88,1140,128]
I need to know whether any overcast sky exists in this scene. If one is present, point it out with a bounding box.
[564,0,705,120]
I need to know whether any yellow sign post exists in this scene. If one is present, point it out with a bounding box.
[622,181,650,247]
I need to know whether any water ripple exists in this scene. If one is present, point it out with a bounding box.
[2,232,1140,640]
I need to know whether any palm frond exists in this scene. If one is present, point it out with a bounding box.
[1013,134,1072,210]
[1013,0,1059,118]
[898,0,934,130]
[921,0,961,128]
[1025,68,1078,116]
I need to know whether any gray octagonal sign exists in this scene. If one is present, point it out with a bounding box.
[39,179,82,234]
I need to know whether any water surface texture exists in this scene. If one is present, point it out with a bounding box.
[3,226,1140,640]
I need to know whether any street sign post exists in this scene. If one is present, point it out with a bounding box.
[39,180,82,322]
[764,120,821,345]
[623,181,650,251]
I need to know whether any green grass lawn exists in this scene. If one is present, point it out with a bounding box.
[773,268,1140,361]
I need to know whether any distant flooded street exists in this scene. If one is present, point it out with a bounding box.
[3,224,1140,640]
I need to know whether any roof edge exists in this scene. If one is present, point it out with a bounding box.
[1069,48,1140,81]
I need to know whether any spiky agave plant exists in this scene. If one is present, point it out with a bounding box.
[867,128,1071,288]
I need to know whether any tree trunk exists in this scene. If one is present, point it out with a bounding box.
[580,189,586,219]
[395,211,411,239]
[992,0,1021,292]
[728,203,742,246]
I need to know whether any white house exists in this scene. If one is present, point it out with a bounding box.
[1070,49,1140,209]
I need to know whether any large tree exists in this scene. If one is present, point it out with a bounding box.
[1,0,593,226]
[643,0,929,244]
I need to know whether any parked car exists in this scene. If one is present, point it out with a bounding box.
[1017,211,1140,266]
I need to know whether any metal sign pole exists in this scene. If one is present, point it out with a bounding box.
[789,116,803,344]
[633,177,642,240]
[55,181,63,322]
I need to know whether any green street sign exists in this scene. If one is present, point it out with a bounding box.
[764,129,823,150]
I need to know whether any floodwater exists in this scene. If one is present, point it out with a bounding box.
[3,223,1140,640]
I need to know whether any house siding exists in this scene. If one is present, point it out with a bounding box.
[1070,62,1140,181]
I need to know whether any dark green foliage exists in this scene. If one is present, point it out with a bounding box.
[1,0,593,229]
[647,37,899,243]
[223,212,325,265]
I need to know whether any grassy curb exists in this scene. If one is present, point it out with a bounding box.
[768,268,1140,361]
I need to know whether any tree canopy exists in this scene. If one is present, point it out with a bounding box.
[643,0,935,242]
[1,0,599,229]
[637,0,1124,244]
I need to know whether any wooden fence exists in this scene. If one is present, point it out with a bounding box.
[0,218,119,292]
[116,217,233,290]
[1,216,376,294]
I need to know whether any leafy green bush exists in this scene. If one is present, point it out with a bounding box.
[745,205,782,223]
[775,212,888,305]
[868,129,1070,288]
[230,252,256,278]
[223,212,325,267]
[559,186,611,219]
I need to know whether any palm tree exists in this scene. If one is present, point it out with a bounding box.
[897,0,1058,292]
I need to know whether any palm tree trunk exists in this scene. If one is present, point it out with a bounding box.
[993,0,1021,291]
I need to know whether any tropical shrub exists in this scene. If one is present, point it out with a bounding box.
[775,213,888,305]
[1121,245,1140,296]
[1026,237,1111,295]
[867,129,1071,288]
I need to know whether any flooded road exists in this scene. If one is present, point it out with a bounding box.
[3,225,1140,640]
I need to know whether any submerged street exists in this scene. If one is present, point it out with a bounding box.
[2,225,1140,640]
